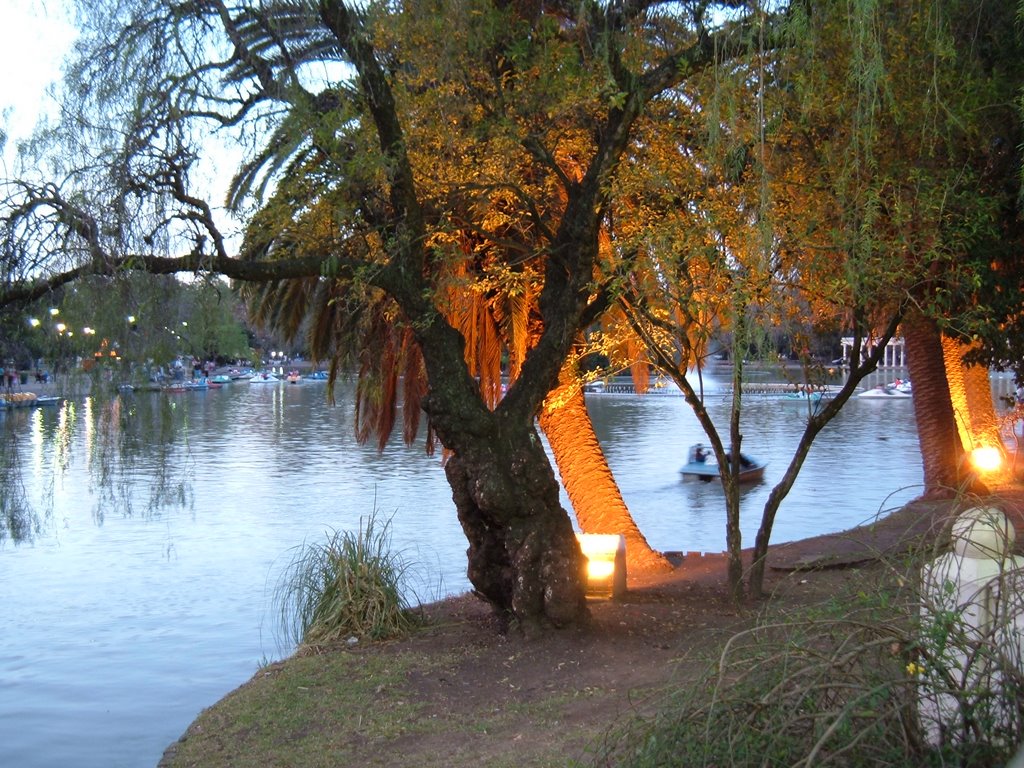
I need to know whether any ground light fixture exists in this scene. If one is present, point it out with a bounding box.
[970,445,1003,474]
[575,533,627,600]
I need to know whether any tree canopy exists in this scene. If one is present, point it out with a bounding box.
[2,0,778,629]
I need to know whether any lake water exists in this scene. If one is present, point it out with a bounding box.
[0,371,950,767]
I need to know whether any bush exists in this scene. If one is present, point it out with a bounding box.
[274,512,419,649]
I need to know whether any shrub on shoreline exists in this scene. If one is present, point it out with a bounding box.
[274,512,419,649]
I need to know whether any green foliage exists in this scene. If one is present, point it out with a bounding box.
[32,273,251,373]
[274,512,419,648]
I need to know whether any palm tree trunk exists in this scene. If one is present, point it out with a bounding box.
[903,313,968,497]
[942,335,1007,483]
[941,336,1001,446]
[540,378,672,574]
[961,361,1000,449]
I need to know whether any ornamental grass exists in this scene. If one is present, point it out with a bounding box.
[274,512,419,649]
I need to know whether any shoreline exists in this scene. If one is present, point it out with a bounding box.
[158,488,1024,767]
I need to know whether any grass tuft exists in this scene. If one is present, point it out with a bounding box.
[274,511,419,649]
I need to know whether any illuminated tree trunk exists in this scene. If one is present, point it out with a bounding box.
[903,313,969,497]
[540,378,673,574]
[941,335,1007,484]
[961,363,1000,449]
[941,336,1002,450]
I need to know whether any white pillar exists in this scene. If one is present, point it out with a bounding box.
[919,507,1024,748]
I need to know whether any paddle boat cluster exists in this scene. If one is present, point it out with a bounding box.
[119,367,330,393]
[0,391,62,410]
[857,378,912,399]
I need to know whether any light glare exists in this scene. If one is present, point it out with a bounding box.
[970,446,1002,474]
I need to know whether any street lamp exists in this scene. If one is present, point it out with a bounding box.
[54,322,68,375]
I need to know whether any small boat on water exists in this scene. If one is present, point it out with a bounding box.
[304,370,329,381]
[858,380,912,399]
[249,371,282,384]
[679,444,766,484]
[210,374,232,385]
[779,390,828,404]
[164,379,209,393]
[286,370,302,384]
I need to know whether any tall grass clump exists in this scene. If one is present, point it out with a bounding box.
[274,512,419,649]
[594,558,1024,768]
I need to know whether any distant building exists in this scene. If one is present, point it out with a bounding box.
[839,336,906,368]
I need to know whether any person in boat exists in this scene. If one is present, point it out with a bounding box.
[693,444,707,463]
[724,451,755,469]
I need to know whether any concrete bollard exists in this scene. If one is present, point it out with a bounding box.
[918,506,1024,748]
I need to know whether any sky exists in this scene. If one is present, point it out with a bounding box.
[0,0,77,165]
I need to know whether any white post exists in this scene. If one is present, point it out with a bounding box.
[918,507,1024,748]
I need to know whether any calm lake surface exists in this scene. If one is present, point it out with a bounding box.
[0,370,957,767]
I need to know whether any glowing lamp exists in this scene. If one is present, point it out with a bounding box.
[970,446,1003,474]
[576,533,627,600]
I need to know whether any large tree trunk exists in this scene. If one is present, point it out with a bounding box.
[903,313,970,497]
[413,315,590,632]
[442,417,589,634]
[540,378,673,574]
